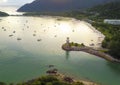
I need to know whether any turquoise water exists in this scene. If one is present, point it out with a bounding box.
[0,16,120,85]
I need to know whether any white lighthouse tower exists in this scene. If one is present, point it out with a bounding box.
[66,37,69,44]
[66,37,70,48]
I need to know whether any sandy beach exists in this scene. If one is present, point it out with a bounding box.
[52,72,99,85]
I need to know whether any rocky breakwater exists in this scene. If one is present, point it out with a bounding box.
[62,43,120,63]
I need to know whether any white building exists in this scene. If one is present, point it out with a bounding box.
[104,19,120,25]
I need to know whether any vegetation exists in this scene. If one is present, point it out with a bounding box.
[69,42,85,47]
[88,2,120,59]
[23,1,120,19]
[0,75,84,85]
[0,11,9,16]
[24,1,120,59]
[92,22,120,59]
[23,1,120,20]
[88,2,120,19]
[23,11,89,20]
[0,1,119,85]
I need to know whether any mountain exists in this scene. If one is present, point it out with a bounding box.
[89,2,120,19]
[17,0,119,12]
[0,11,9,16]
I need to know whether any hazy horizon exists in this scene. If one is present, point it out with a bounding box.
[0,0,34,14]
[0,0,34,6]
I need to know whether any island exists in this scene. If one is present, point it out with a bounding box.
[0,11,9,16]
[62,37,120,63]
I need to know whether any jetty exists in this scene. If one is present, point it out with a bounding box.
[62,37,120,63]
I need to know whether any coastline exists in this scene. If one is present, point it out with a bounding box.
[57,72,99,85]
[0,15,119,84]
[82,21,105,38]
[62,43,120,63]
[46,68,99,85]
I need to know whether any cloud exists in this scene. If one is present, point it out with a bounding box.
[0,0,7,3]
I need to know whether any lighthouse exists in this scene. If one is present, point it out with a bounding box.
[66,37,70,48]
[66,37,70,44]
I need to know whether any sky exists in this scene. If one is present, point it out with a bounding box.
[0,0,34,6]
[0,0,34,14]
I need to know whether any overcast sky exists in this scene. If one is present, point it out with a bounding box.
[0,0,34,6]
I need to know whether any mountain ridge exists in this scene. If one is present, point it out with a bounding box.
[17,0,120,12]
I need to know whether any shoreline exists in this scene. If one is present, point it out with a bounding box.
[62,43,120,63]
[57,72,99,85]
[82,21,105,38]
[46,68,99,85]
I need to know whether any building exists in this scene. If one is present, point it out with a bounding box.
[104,19,120,25]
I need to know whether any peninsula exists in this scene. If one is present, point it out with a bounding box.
[62,37,120,63]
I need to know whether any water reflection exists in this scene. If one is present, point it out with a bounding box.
[0,16,110,84]
[0,16,104,48]
[65,51,70,60]
[107,62,120,75]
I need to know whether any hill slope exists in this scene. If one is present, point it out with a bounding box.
[90,2,120,59]
[89,2,120,19]
[17,0,119,12]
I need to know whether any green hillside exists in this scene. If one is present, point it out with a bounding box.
[89,2,120,19]
[23,2,120,59]
[0,75,84,85]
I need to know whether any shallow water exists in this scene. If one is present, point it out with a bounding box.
[0,16,120,85]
